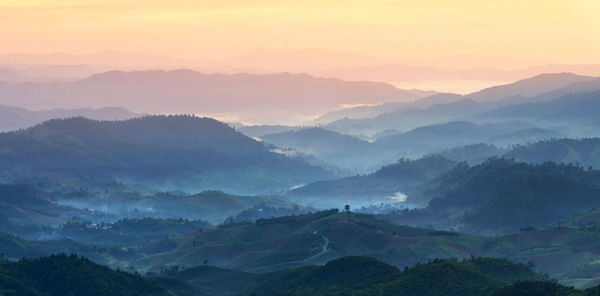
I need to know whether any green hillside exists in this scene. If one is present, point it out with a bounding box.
[115,207,600,285]
[130,210,452,272]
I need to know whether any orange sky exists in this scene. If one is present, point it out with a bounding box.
[1,0,600,69]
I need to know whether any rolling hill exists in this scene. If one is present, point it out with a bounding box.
[133,209,586,279]
[386,159,600,234]
[6,205,600,290]
[261,127,376,170]
[153,255,600,296]
[130,210,441,273]
[0,184,90,237]
[287,155,457,207]
[241,256,546,296]
[483,90,600,129]
[504,138,600,169]
[1,253,595,296]
[324,96,486,136]
[262,120,555,172]
[0,115,331,194]
[285,137,600,209]
[372,121,553,158]
[435,143,504,165]
[434,138,600,168]
[235,125,299,138]
[513,77,600,104]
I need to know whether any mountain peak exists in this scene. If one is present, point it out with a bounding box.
[521,72,593,82]
[467,72,598,102]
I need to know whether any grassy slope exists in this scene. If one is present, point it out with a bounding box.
[131,210,439,272]
[125,209,600,290]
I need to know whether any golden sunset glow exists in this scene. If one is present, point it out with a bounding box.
[1,0,600,69]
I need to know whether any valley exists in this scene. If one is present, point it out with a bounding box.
[2,6,600,293]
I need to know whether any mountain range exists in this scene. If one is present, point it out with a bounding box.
[289,136,600,208]
[260,120,560,170]
[319,73,600,136]
[0,70,425,124]
[2,62,600,296]
[465,72,598,102]
[5,50,600,90]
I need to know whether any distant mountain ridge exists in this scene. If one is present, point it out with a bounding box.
[314,92,458,125]
[0,69,422,124]
[0,104,143,132]
[258,120,561,172]
[5,50,600,85]
[483,90,600,125]
[261,127,375,170]
[465,73,597,102]
[322,73,600,136]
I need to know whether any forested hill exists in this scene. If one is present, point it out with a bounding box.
[287,155,456,202]
[260,127,375,170]
[505,138,600,168]
[0,115,330,194]
[0,254,168,296]
[240,256,546,296]
[2,253,598,296]
[387,158,600,234]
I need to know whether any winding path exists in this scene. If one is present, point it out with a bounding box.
[254,233,331,271]
[306,234,329,261]
[318,235,329,256]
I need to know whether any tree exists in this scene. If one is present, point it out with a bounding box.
[344,204,351,221]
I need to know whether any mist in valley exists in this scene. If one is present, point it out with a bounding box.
[3,1,600,295]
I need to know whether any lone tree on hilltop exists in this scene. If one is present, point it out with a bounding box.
[344,204,351,221]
